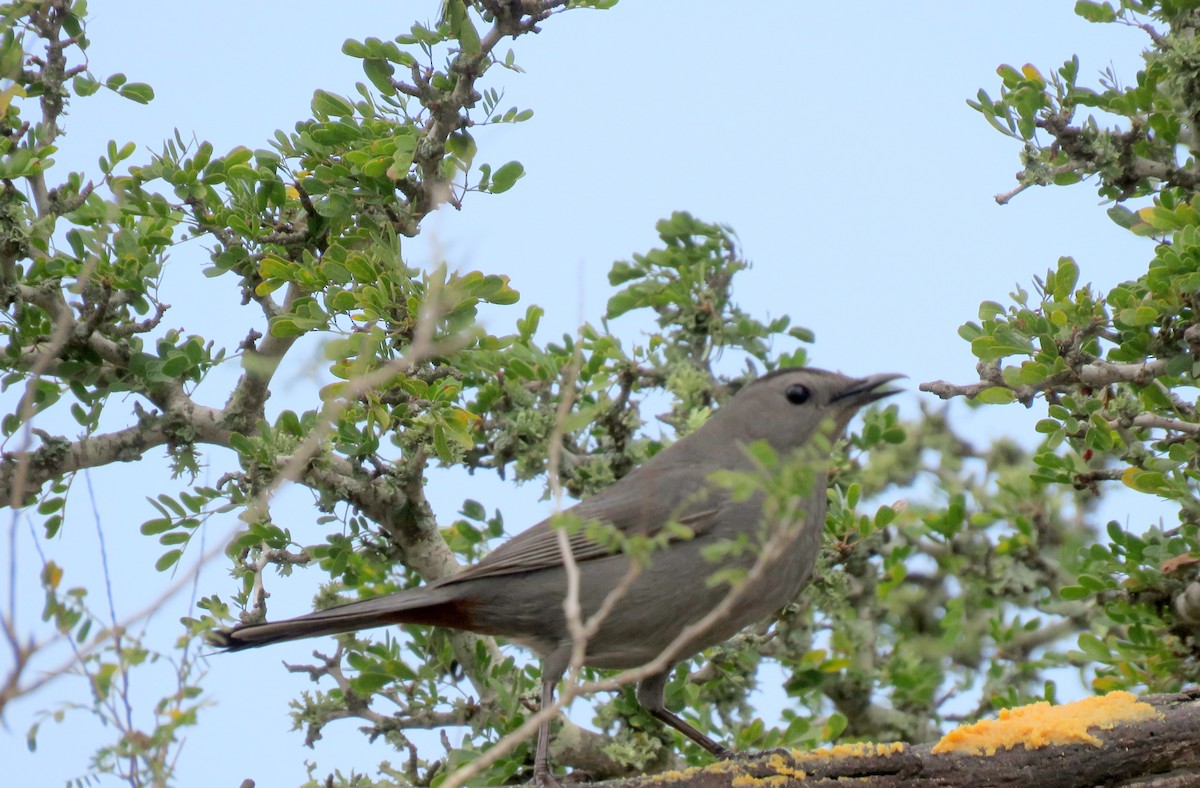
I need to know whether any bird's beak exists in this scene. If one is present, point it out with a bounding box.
[831,372,906,407]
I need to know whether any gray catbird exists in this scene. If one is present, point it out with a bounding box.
[208,367,902,783]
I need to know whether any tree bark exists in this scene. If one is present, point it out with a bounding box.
[566,689,1200,787]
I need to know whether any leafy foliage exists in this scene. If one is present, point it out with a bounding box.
[6,1,1200,787]
[927,0,1200,696]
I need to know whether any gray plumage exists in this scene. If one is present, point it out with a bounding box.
[209,367,902,783]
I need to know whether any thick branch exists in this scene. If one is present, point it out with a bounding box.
[1120,413,1200,435]
[0,406,230,504]
[222,285,303,431]
[567,690,1200,787]
[1037,111,1200,197]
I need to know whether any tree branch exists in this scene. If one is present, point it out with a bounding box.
[921,358,1175,402]
[0,406,230,504]
[564,690,1200,787]
[300,452,505,702]
[222,284,303,432]
[389,1,567,234]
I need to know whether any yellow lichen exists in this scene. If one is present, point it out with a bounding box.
[931,691,1161,756]
[827,741,905,759]
[765,752,807,779]
[654,766,703,783]
[790,741,906,762]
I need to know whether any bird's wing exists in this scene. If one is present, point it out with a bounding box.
[433,465,721,587]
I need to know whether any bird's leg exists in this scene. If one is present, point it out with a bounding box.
[534,676,562,788]
[636,669,734,760]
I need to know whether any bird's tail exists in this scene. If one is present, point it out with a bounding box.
[206,586,468,651]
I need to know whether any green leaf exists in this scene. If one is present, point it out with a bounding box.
[461,499,486,521]
[996,63,1023,87]
[1106,205,1139,230]
[311,89,355,118]
[957,322,983,342]
[608,260,643,286]
[457,15,481,54]
[606,289,641,320]
[118,83,155,104]
[1059,584,1090,601]
[72,74,100,97]
[1121,467,1169,494]
[978,301,1005,320]
[1054,257,1079,297]
[155,549,183,572]
[1077,632,1111,661]
[342,39,369,58]
[1074,0,1116,23]
[161,354,190,378]
[268,316,305,338]
[363,58,396,95]
[328,289,359,311]
[821,712,848,740]
[140,518,173,536]
[971,334,1033,361]
[489,161,524,194]
[433,424,453,462]
[975,386,1016,405]
[387,133,417,179]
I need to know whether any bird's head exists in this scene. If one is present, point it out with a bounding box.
[709,367,905,459]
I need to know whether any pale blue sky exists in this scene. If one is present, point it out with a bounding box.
[3,2,1165,785]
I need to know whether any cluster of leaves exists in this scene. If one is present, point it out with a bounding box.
[0,1,614,784]
[13,1,1200,787]
[0,2,883,784]
[925,0,1200,697]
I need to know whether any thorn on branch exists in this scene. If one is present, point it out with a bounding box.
[47,179,94,215]
[238,329,263,355]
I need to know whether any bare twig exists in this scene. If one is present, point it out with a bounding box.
[0,516,242,715]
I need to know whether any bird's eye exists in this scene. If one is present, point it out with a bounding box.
[785,384,811,405]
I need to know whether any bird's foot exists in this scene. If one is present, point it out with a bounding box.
[533,765,562,788]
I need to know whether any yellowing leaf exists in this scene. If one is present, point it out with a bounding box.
[43,561,63,590]
[1136,205,1177,230]
[446,407,480,428]
[821,658,852,673]
[1121,467,1141,489]
[0,82,26,115]
[370,404,392,430]
[1021,63,1045,82]
[1122,467,1167,493]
